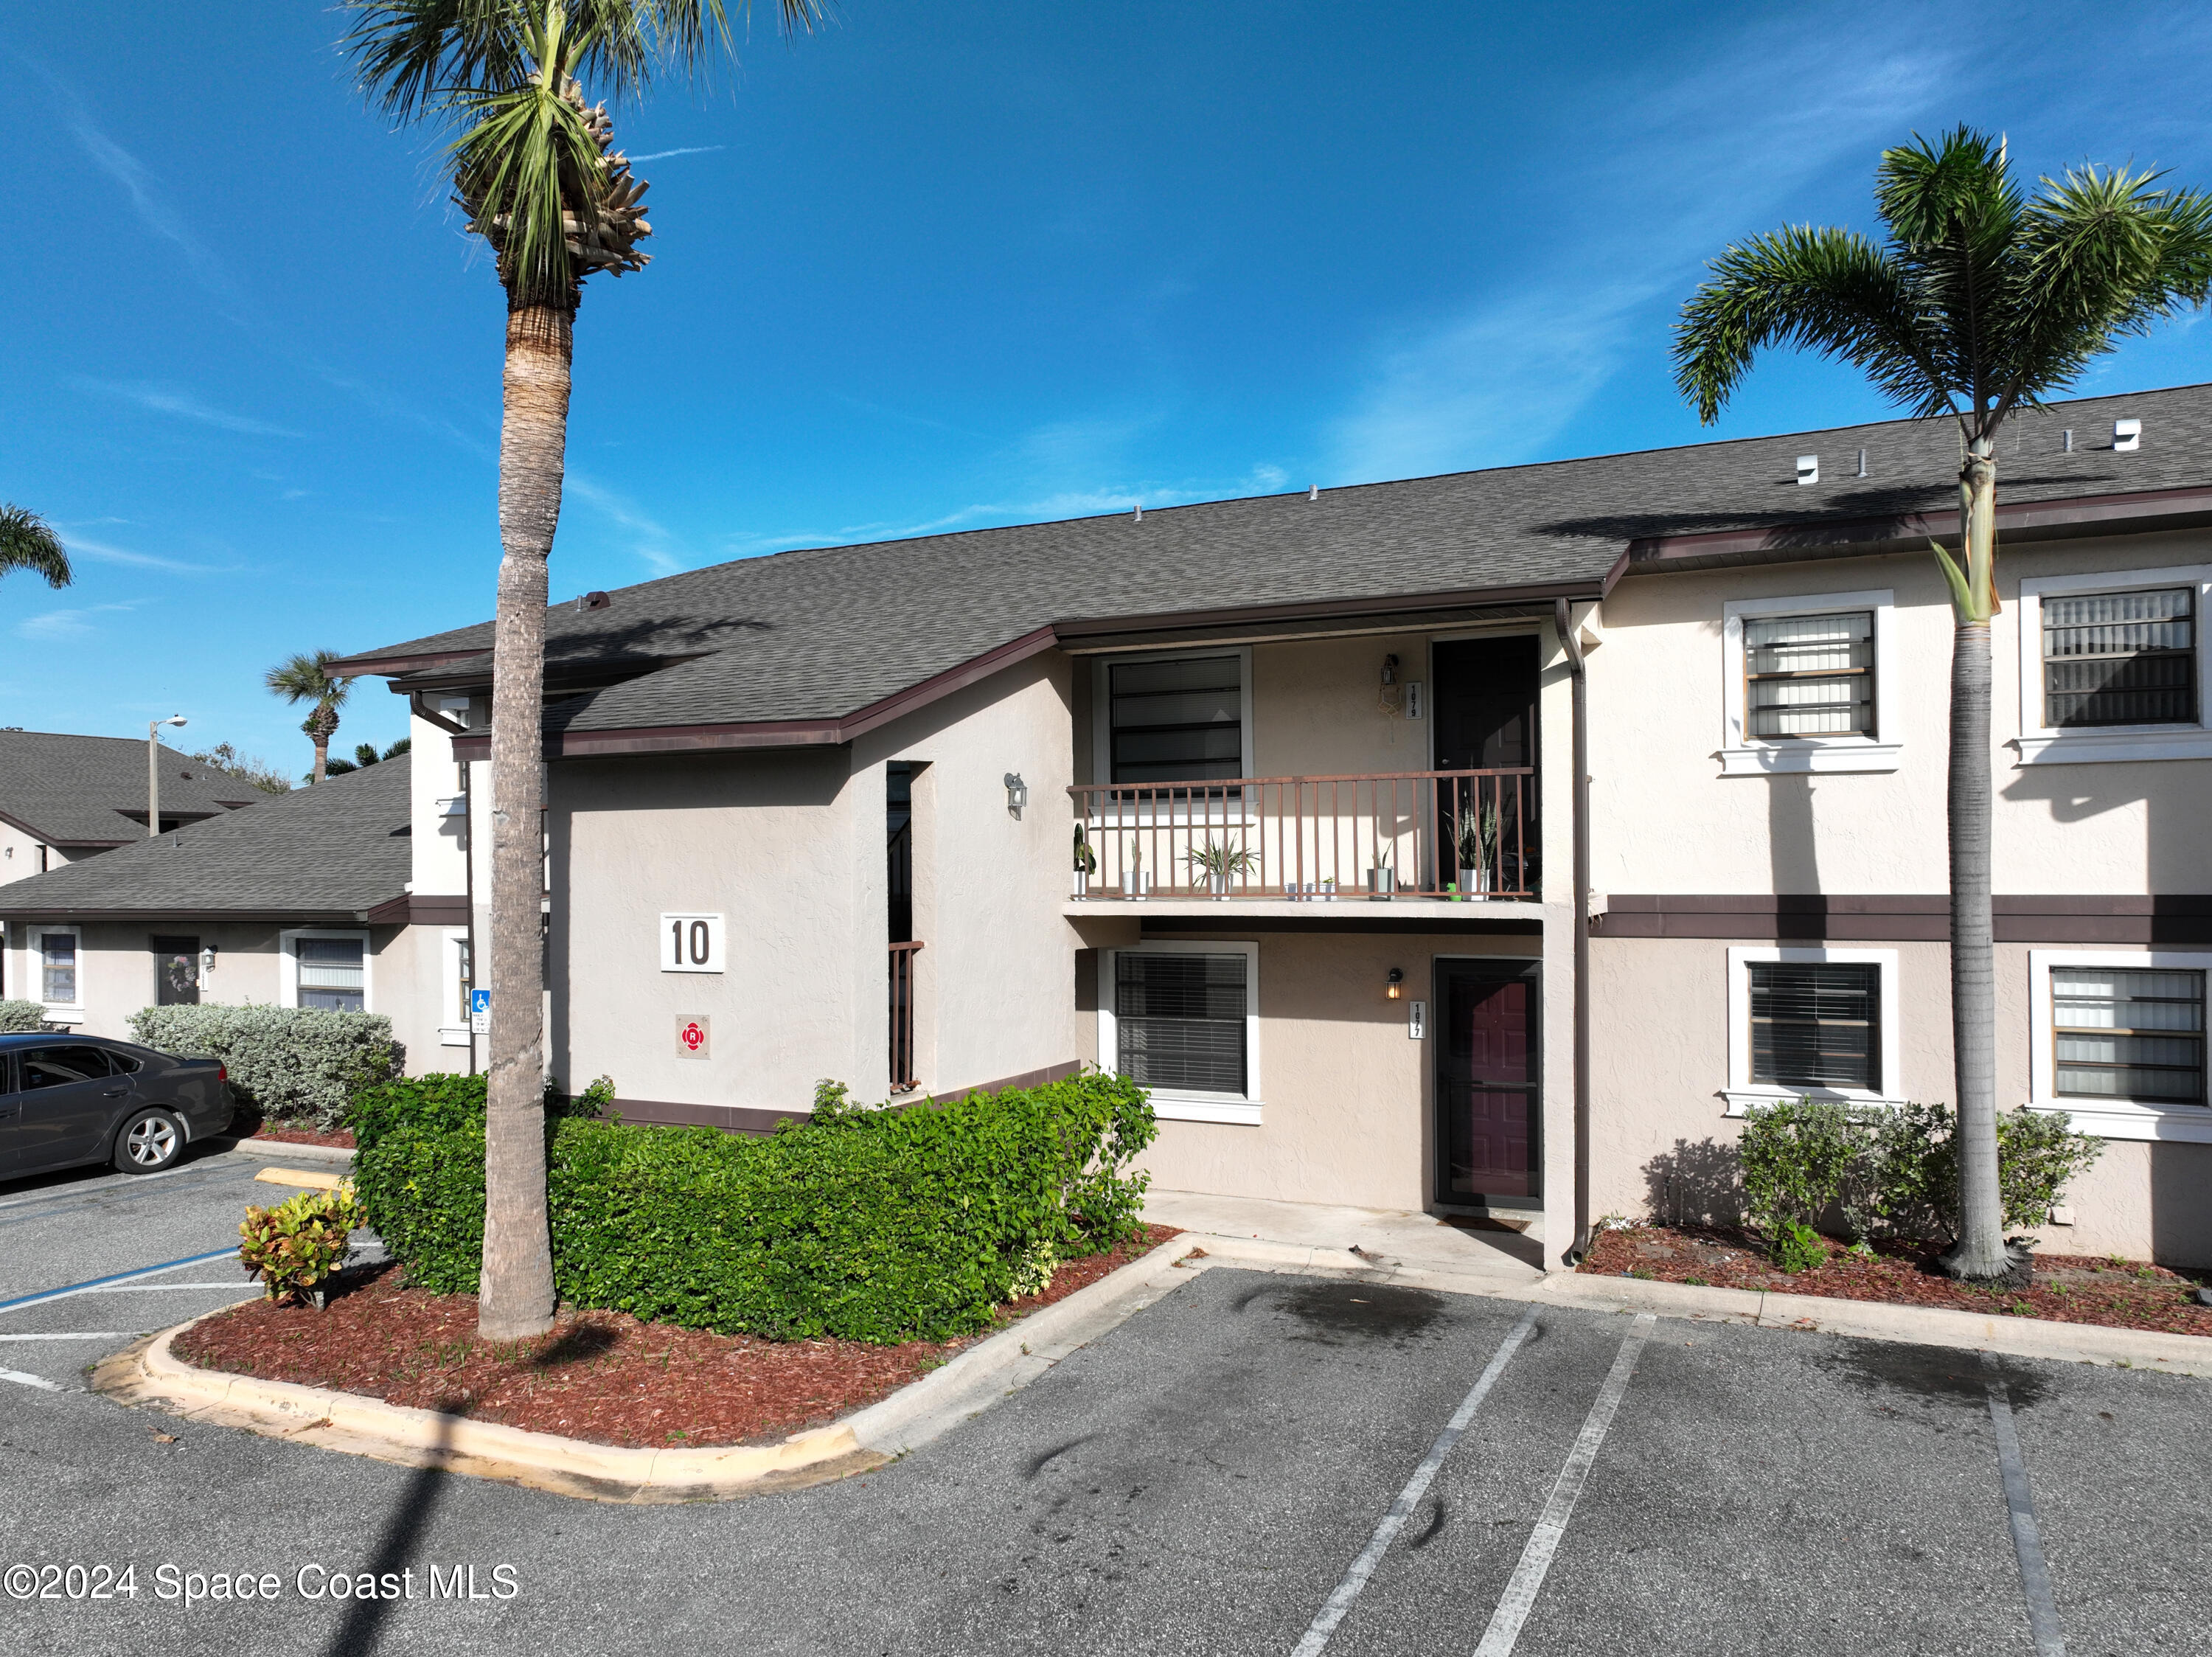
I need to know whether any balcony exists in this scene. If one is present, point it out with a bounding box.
[1068,768,1537,904]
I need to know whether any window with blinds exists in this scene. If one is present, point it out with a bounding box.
[1115,953,1247,1095]
[39,933,77,1005]
[2052,968,2205,1103]
[1108,656,1244,785]
[2043,588,2196,728]
[1743,612,1874,738]
[297,937,366,1013]
[1748,962,1880,1091]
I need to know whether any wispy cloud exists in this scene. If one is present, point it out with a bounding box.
[61,532,235,576]
[628,145,727,163]
[1329,17,1959,482]
[70,378,300,439]
[566,474,684,574]
[16,602,136,641]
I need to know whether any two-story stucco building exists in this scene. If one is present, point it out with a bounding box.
[296,382,2211,1270]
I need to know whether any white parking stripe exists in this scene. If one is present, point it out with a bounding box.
[1983,1354,2067,1656]
[0,1367,64,1392]
[1290,1306,1540,1657]
[1472,1313,1656,1657]
[0,1332,147,1342]
[72,1283,246,1292]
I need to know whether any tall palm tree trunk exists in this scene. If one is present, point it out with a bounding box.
[478,300,572,1342]
[1941,442,2011,1280]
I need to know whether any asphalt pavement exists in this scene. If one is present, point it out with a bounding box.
[1,1147,2207,1657]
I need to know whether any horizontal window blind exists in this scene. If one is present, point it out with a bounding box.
[1745,611,1873,737]
[297,937,366,1012]
[2043,588,2195,728]
[39,934,76,1005]
[1116,953,1247,1095]
[1109,656,1243,785]
[2052,967,2205,1103]
[1748,962,1879,1091]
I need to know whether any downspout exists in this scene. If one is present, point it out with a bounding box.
[463,759,478,1080]
[1554,599,1592,1268]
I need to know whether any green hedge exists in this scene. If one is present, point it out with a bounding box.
[126,1004,403,1130]
[350,1071,1156,1344]
[0,1000,46,1033]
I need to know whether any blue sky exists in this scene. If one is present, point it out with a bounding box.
[7,1,2212,774]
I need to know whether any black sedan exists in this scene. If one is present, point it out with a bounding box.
[0,1034,234,1180]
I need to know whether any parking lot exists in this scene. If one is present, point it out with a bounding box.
[3,1147,2208,1656]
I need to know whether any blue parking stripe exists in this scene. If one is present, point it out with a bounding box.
[0,1247,240,1316]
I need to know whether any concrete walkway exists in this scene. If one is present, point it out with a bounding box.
[1142,1189,1546,1282]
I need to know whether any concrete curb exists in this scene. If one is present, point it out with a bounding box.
[91,1234,1202,1504]
[1180,1235,2212,1379]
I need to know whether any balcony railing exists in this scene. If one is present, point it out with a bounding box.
[1068,768,1537,901]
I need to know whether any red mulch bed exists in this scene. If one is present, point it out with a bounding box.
[227,1109,355,1150]
[172,1225,1183,1448]
[1581,1223,2212,1336]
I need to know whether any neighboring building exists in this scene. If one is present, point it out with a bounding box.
[0,729,264,889]
[0,757,458,1068]
[327,383,2212,1265]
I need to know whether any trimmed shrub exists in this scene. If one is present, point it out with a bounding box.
[351,1069,1157,1344]
[0,999,46,1033]
[239,1182,366,1305]
[126,1004,403,1130]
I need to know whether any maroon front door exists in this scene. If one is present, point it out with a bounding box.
[1435,960,1540,1205]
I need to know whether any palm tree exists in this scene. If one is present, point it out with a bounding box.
[341,0,816,1341]
[265,650,354,784]
[324,736,414,777]
[1674,128,2212,1280]
[0,504,72,589]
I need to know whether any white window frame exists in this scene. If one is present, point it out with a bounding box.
[1091,647,1256,797]
[1719,590,1900,775]
[1097,938,1262,1125]
[1723,945,1902,1115]
[439,927,471,1047]
[27,925,86,1024]
[2026,949,2212,1142]
[2014,564,2212,765]
[279,928,373,1013]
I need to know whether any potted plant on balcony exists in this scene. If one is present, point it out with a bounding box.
[1183,838,1257,899]
[1072,825,1097,897]
[1119,836,1150,900]
[1367,842,1397,900]
[1455,799,1499,899]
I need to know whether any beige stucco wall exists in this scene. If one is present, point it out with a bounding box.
[0,821,80,890]
[1590,934,2212,1265]
[1592,527,2212,895]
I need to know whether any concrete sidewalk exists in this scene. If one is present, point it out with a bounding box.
[1142,1188,1545,1282]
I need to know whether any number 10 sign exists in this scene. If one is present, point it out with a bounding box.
[660,913,725,973]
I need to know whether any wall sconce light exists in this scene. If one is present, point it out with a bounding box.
[1381,653,1399,687]
[1004,772,1029,818]
[1386,967,1404,1000]
[199,945,218,980]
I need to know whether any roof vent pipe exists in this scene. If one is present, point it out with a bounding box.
[1308,484,1318,501]
[1133,505,1142,522]
[2063,428,2074,453]
[1856,448,1867,478]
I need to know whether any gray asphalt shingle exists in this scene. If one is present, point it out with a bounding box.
[337,384,2212,732]
[0,731,268,846]
[0,756,410,917]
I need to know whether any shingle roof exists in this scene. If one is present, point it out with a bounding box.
[337,383,2212,733]
[0,731,268,846]
[0,756,409,919]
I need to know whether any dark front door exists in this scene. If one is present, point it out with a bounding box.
[1435,960,1540,1206]
[13,1044,132,1173]
[152,937,200,1007]
[1430,637,1539,894]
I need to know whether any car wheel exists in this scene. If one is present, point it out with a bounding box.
[114,1109,184,1175]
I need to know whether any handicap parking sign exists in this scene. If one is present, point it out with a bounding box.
[470,988,490,1034]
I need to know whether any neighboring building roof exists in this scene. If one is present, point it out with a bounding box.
[0,730,268,848]
[0,756,410,922]
[334,383,2212,746]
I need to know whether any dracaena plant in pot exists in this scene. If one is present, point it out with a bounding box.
[1072,824,1097,897]
[1119,836,1150,898]
[1455,799,1499,897]
[1183,838,1257,898]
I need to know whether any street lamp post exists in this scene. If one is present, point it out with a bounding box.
[148,715,186,838]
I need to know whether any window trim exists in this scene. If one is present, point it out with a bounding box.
[1097,938,1262,1125]
[1719,591,1900,775]
[1723,945,1902,1114]
[439,927,471,1046]
[2027,949,2212,1142]
[27,924,86,1024]
[278,928,372,1014]
[1091,647,1255,788]
[2014,565,2212,765]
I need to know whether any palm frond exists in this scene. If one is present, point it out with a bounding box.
[1874,128,2025,421]
[1674,226,1949,424]
[0,504,72,588]
[264,649,353,711]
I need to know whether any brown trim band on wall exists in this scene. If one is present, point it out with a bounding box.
[1139,915,1545,937]
[611,1099,810,1137]
[1595,894,2212,945]
[931,1060,1083,1099]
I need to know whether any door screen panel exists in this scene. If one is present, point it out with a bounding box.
[1436,962,1540,1203]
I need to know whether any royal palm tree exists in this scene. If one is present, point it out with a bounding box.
[265,650,354,784]
[341,0,816,1341]
[0,504,72,589]
[1674,128,2212,1280]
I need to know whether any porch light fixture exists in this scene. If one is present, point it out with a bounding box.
[200,945,217,979]
[1386,968,1404,1001]
[1004,772,1029,818]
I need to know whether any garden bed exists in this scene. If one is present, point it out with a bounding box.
[1581,1223,2212,1336]
[229,1108,355,1150]
[171,1225,1180,1448]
